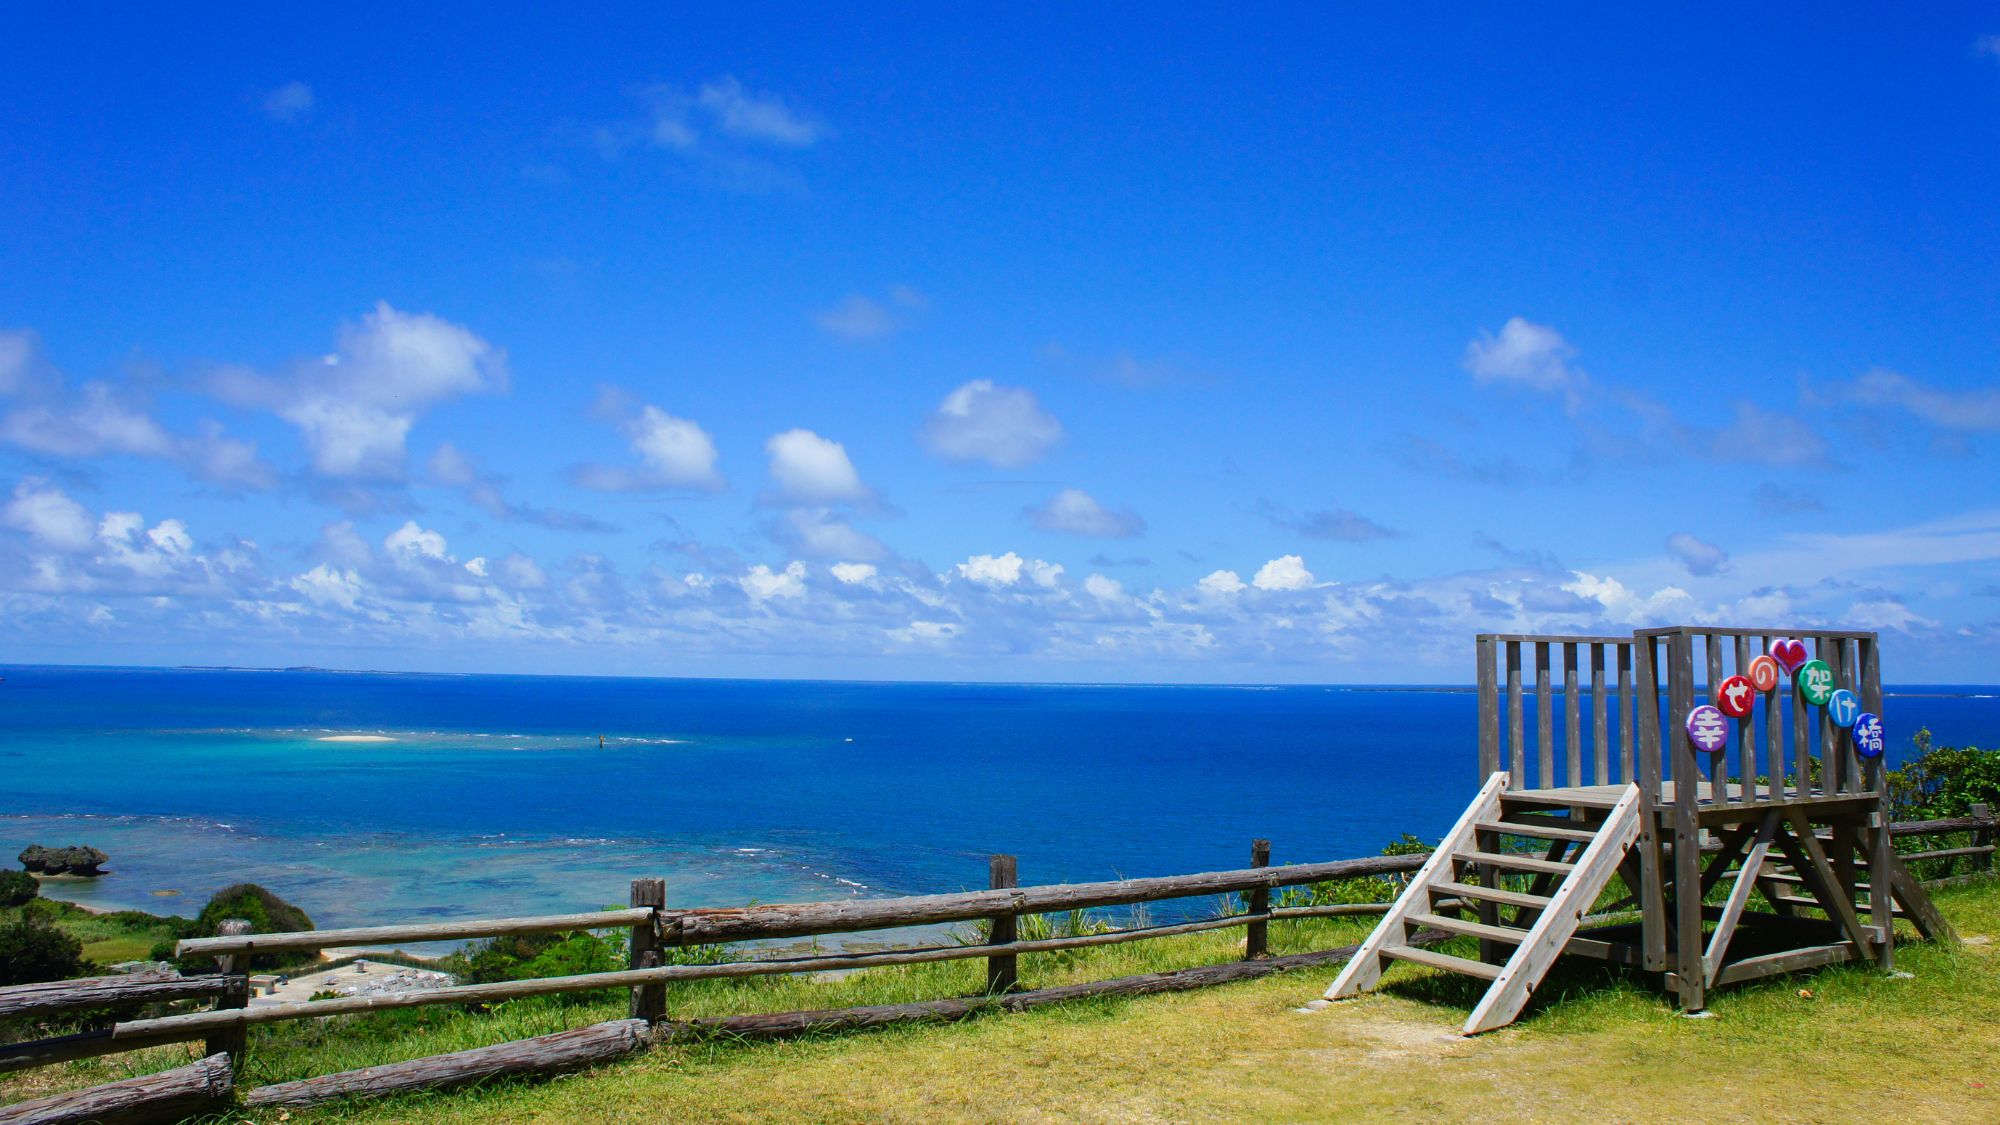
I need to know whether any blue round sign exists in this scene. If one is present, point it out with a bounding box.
[1826,688,1860,729]
[1852,712,1885,759]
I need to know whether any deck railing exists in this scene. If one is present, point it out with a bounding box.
[1476,633,1638,791]
[1639,626,1883,808]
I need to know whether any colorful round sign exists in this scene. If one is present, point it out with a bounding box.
[1769,637,1810,673]
[1795,659,1836,707]
[1686,704,1730,753]
[1825,688,1860,729]
[1746,654,1782,693]
[1852,712,1885,759]
[1715,674,1756,719]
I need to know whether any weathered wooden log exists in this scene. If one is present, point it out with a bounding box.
[0,1028,204,1075]
[118,912,1287,1037]
[0,1053,233,1125]
[659,931,1450,1042]
[176,906,656,958]
[1898,845,1996,864]
[1886,815,1997,837]
[665,853,1429,945]
[242,1019,648,1109]
[0,972,232,1020]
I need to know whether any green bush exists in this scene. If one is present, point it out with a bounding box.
[0,868,38,908]
[446,929,626,986]
[0,911,86,985]
[1887,729,2000,819]
[185,883,316,970]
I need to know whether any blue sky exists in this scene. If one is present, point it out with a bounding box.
[4,6,2000,682]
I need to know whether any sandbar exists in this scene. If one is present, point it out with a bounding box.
[318,734,397,743]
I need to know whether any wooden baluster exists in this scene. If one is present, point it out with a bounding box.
[1564,643,1581,789]
[1476,636,1499,783]
[1704,633,1727,803]
[1618,643,1635,784]
[1735,635,1756,803]
[1591,643,1608,787]
[1507,641,1525,785]
[1536,642,1554,790]
[1761,635,1784,800]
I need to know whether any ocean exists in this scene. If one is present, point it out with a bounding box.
[2,665,1996,931]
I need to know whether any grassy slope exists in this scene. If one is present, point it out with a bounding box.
[10,884,1999,1122]
[0,899,182,965]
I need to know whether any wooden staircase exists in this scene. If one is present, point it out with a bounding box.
[1325,772,1643,1034]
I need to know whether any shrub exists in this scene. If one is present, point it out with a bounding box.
[0,868,38,908]
[1886,729,2000,819]
[186,883,316,970]
[0,912,86,985]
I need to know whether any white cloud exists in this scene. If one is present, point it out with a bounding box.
[1025,558,1065,588]
[215,302,506,481]
[261,81,315,124]
[1665,532,1729,577]
[573,400,725,492]
[780,509,887,560]
[922,380,1064,468]
[3,479,96,552]
[1846,599,1937,633]
[765,429,869,504]
[1463,317,1584,396]
[1027,488,1145,538]
[741,561,807,600]
[291,563,363,609]
[0,330,50,396]
[830,562,877,584]
[499,553,548,590]
[1831,368,2000,433]
[384,521,449,561]
[1198,569,1246,595]
[1708,401,1827,466]
[957,552,1024,587]
[814,287,926,342]
[1084,573,1123,600]
[1252,555,1315,591]
[696,78,824,147]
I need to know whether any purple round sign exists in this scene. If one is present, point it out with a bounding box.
[1685,704,1730,753]
[1852,712,1885,759]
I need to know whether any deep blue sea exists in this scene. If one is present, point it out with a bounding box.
[2,665,1996,930]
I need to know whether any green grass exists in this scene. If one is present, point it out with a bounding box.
[0,898,184,966]
[9,881,2000,1122]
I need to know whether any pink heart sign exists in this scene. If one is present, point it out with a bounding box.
[1769,637,1809,673]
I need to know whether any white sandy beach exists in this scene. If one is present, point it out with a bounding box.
[317,734,396,742]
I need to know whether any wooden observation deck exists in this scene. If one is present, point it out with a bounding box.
[1327,625,1951,1033]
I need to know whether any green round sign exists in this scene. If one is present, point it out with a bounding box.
[1795,659,1836,707]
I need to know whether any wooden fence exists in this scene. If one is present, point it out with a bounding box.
[3,812,1994,1122]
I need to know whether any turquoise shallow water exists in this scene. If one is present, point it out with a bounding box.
[2,665,1995,930]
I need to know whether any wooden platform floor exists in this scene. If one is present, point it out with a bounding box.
[1508,781,1872,810]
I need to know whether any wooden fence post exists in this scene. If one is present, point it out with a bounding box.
[987,855,1018,993]
[629,878,666,1024]
[206,919,252,1071]
[1245,839,1271,960]
[1974,803,1994,874]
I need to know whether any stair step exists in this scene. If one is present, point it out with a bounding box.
[1408,911,1529,945]
[1430,879,1554,910]
[1383,944,1504,981]
[1456,849,1576,876]
[1475,819,1598,844]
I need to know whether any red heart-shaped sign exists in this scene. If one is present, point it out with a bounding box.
[1769,637,1809,673]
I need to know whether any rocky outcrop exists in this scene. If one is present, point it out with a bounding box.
[18,843,109,876]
